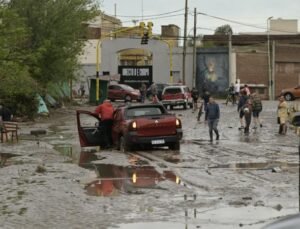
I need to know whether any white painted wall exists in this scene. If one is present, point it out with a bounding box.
[100,38,194,89]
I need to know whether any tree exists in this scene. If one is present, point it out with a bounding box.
[9,0,98,89]
[0,4,38,118]
[214,24,233,35]
[0,4,29,71]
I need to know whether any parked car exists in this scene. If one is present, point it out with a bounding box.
[281,85,300,101]
[161,85,193,109]
[76,103,182,151]
[108,84,141,102]
[146,83,168,100]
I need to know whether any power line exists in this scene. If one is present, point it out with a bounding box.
[122,13,185,24]
[197,11,299,35]
[101,12,185,26]
[106,8,185,18]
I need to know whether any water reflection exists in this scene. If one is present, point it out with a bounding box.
[84,164,180,197]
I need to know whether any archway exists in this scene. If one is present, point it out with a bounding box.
[101,38,170,88]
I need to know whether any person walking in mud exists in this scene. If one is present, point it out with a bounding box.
[234,80,240,102]
[242,99,253,134]
[140,83,147,103]
[225,83,235,105]
[150,82,158,102]
[237,90,249,130]
[251,92,263,129]
[205,97,220,142]
[191,87,199,112]
[197,100,204,122]
[277,96,289,135]
[95,99,114,148]
[202,90,210,111]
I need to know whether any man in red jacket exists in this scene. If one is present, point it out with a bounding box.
[95,99,114,147]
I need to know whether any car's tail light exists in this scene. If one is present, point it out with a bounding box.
[129,121,137,131]
[132,121,137,129]
[176,118,181,128]
[132,173,137,183]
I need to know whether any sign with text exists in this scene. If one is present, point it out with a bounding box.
[119,66,152,89]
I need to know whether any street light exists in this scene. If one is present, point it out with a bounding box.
[267,16,273,100]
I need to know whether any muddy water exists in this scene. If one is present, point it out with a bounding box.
[84,163,180,197]
[53,145,182,197]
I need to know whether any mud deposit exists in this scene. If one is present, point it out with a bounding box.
[0,102,299,228]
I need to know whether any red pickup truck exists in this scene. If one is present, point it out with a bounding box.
[77,103,182,151]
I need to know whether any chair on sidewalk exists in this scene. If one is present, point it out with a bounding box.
[0,122,19,143]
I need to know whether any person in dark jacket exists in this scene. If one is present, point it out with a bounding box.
[0,105,12,122]
[251,93,263,129]
[237,90,249,130]
[205,97,220,142]
[202,91,210,111]
[191,87,199,112]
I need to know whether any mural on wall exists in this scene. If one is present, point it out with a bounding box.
[196,48,229,95]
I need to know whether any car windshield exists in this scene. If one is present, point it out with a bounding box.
[125,106,165,118]
[164,88,181,94]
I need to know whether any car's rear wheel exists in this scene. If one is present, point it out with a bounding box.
[169,141,180,151]
[170,105,173,110]
[284,93,294,101]
[125,95,132,102]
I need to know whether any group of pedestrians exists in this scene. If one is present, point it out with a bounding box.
[193,83,265,141]
[191,87,220,142]
[237,89,263,134]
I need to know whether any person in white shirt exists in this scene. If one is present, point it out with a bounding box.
[234,80,240,102]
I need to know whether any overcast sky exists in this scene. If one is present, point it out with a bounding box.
[100,0,300,35]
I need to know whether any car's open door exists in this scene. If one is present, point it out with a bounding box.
[76,110,107,147]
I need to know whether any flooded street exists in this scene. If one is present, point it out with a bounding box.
[0,101,299,228]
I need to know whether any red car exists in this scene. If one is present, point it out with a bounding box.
[76,103,182,151]
[108,84,141,102]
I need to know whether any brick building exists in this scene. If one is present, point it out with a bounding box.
[203,34,300,99]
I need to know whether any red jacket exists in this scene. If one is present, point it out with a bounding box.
[95,102,114,121]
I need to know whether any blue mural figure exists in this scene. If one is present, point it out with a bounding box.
[196,48,229,96]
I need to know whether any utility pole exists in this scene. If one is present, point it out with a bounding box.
[272,40,276,100]
[192,8,197,88]
[267,16,273,100]
[182,0,188,84]
[228,31,233,85]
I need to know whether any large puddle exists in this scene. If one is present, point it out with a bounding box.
[84,163,181,197]
[53,146,181,197]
